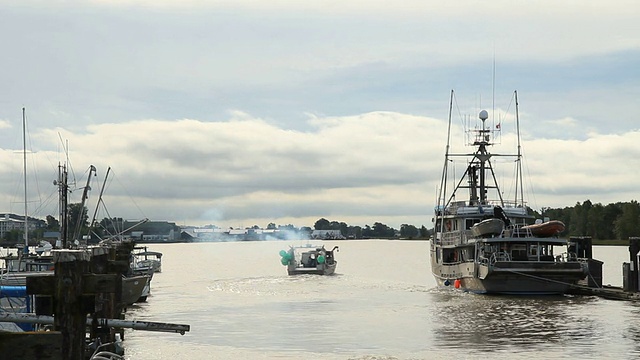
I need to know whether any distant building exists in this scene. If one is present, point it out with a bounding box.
[99,219,183,243]
[180,226,309,242]
[0,213,46,240]
[310,229,345,240]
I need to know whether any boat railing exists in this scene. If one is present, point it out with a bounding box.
[556,252,579,262]
[489,251,511,264]
[503,225,533,238]
[446,200,528,216]
[440,230,471,246]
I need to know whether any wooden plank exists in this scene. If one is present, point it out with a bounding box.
[0,331,62,359]
[82,274,119,294]
[27,274,118,295]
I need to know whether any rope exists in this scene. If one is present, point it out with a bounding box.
[498,267,582,288]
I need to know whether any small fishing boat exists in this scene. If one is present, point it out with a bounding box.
[279,244,339,275]
[131,247,162,274]
[521,220,566,237]
[470,218,505,237]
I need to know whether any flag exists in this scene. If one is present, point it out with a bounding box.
[496,123,501,129]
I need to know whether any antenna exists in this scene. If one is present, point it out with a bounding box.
[492,53,496,127]
[22,108,28,254]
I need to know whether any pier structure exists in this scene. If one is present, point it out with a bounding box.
[0,241,189,359]
[568,236,640,301]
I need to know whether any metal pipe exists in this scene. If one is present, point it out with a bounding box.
[0,313,190,335]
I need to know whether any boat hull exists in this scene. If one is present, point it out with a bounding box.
[432,261,587,295]
[287,263,337,276]
[282,244,339,276]
[121,275,150,305]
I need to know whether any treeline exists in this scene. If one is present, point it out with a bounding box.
[312,218,430,239]
[312,199,640,241]
[8,199,639,244]
[540,199,640,240]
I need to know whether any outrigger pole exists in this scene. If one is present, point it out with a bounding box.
[514,90,524,207]
[436,90,455,234]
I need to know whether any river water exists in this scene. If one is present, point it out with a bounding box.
[122,240,639,360]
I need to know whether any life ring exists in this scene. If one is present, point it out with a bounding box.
[445,220,452,231]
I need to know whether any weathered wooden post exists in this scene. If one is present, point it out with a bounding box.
[89,246,118,349]
[54,249,91,360]
[629,237,640,292]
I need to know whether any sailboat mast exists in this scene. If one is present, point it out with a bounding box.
[22,107,28,253]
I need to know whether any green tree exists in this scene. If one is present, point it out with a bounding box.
[46,215,60,231]
[400,224,419,238]
[68,202,90,240]
[602,203,623,240]
[372,222,394,238]
[586,203,605,240]
[362,225,373,238]
[2,229,22,243]
[569,200,590,236]
[420,225,429,238]
[347,226,362,239]
[328,221,348,237]
[314,218,330,230]
[614,200,640,240]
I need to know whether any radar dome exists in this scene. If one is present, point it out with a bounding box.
[479,110,489,121]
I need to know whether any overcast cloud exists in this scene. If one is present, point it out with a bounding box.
[1,1,639,229]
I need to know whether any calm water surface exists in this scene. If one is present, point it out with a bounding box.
[122,241,640,360]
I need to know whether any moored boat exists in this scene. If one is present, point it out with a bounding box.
[131,246,162,274]
[122,274,151,305]
[280,244,339,275]
[430,90,589,295]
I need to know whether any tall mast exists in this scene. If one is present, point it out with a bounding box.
[58,163,69,248]
[438,90,454,210]
[514,91,524,206]
[22,107,28,254]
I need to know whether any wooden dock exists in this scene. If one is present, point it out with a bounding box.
[0,241,189,360]
[566,236,640,301]
[568,284,640,301]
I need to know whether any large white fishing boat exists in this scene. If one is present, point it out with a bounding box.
[430,91,588,295]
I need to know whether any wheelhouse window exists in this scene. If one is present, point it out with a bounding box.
[466,218,480,230]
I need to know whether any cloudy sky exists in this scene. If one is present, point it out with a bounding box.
[1,1,639,230]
